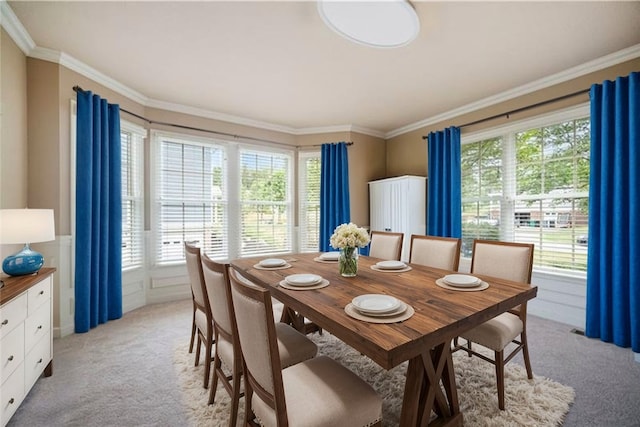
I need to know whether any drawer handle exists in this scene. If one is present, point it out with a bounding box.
[37,358,43,364]
[1,319,7,326]
[8,355,14,361]
[37,325,43,330]
[39,290,45,295]
[9,398,15,405]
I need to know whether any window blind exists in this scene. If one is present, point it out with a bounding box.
[298,151,321,252]
[120,123,145,269]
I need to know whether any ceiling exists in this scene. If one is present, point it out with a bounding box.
[7,1,640,137]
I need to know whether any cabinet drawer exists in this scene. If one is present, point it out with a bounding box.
[27,277,51,315]
[0,294,27,340]
[25,333,51,390]
[0,323,24,383]
[0,362,25,426]
[25,303,51,352]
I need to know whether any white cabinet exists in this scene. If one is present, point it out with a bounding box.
[369,175,426,262]
[0,269,55,426]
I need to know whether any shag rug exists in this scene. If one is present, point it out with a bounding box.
[173,333,574,426]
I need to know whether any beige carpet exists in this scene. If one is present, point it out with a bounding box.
[174,332,574,427]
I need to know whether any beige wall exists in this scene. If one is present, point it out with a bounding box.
[1,29,28,262]
[386,58,640,177]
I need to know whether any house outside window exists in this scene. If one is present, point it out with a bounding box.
[461,105,590,273]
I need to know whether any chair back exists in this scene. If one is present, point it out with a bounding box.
[229,268,287,417]
[471,239,534,284]
[184,242,208,312]
[201,255,234,342]
[369,231,404,261]
[409,235,461,271]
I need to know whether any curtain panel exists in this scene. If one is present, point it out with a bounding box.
[427,127,462,238]
[75,91,123,333]
[586,72,639,352]
[319,142,351,252]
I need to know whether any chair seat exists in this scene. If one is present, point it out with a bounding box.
[195,307,208,333]
[461,312,523,351]
[274,323,317,368]
[252,356,382,427]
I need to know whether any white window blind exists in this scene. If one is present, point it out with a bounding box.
[121,122,145,270]
[298,151,321,252]
[239,148,292,257]
[461,107,590,273]
[154,133,227,264]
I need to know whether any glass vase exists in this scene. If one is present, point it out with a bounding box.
[339,247,359,277]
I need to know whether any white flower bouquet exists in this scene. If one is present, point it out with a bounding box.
[330,223,370,277]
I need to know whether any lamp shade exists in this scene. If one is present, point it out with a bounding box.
[0,209,55,244]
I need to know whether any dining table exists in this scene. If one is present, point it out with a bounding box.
[231,252,537,427]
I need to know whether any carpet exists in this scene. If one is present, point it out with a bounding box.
[173,332,574,426]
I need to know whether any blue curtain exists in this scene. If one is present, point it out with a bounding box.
[319,142,351,252]
[427,127,462,238]
[586,72,639,352]
[74,91,123,333]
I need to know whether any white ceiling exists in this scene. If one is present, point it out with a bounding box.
[6,1,640,137]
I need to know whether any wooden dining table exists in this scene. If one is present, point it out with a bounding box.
[231,252,537,427]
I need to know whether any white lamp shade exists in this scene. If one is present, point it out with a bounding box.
[0,209,55,244]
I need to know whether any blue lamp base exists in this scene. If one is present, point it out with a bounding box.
[2,244,44,276]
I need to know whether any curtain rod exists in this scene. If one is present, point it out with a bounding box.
[73,86,354,149]
[421,88,590,140]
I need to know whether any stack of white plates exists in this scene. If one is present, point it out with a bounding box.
[319,252,340,261]
[442,274,481,288]
[259,258,287,268]
[284,274,323,287]
[351,294,407,317]
[375,260,406,270]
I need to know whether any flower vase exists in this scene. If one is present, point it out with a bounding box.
[339,247,359,277]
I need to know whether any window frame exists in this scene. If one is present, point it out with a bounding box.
[461,103,590,276]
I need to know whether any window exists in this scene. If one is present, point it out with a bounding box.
[121,122,146,270]
[461,106,590,272]
[153,133,227,264]
[239,148,293,257]
[152,132,294,264]
[298,151,321,252]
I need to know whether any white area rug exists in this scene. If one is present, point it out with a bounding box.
[174,332,574,426]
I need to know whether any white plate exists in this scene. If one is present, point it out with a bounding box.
[285,274,323,287]
[259,258,287,268]
[352,294,401,314]
[443,274,481,288]
[355,302,408,317]
[319,252,340,261]
[375,260,406,270]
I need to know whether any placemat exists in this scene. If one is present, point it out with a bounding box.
[253,263,292,270]
[370,265,412,273]
[278,279,330,291]
[344,303,415,323]
[313,257,338,264]
[435,278,489,292]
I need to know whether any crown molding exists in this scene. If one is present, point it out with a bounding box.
[385,43,640,139]
[0,1,35,54]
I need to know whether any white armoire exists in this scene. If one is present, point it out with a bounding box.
[369,175,427,262]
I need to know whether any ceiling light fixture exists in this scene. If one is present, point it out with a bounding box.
[318,0,420,49]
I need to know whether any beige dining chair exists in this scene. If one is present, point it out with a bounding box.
[202,257,318,426]
[229,268,383,427]
[184,241,215,388]
[454,239,535,410]
[369,230,404,261]
[409,234,461,271]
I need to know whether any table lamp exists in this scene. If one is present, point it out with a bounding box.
[0,209,55,277]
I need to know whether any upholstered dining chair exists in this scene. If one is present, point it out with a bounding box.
[229,268,383,427]
[369,230,404,261]
[454,239,535,410]
[202,257,318,426]
[184,241,215,388]
[409,234,461,271]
